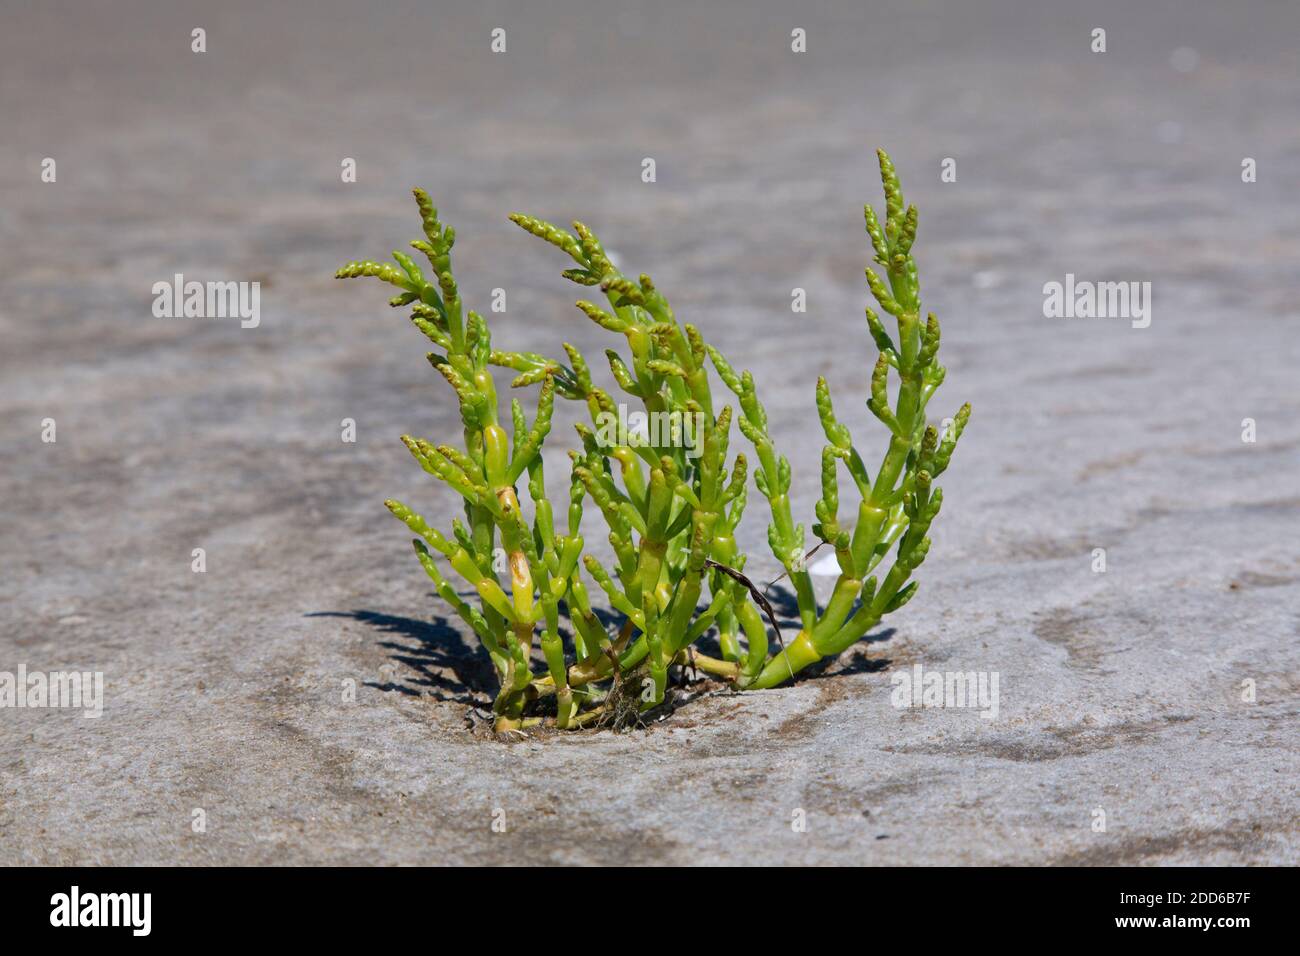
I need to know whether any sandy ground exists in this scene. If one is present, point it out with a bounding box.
[1,0,1297,864]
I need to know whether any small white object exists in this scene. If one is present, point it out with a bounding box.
[809,552,842,576]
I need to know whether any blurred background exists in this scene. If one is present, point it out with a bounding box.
[1,0,1297,864]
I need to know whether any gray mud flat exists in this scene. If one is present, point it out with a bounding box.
[1,1,1297,865]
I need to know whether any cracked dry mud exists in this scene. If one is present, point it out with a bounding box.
[1,1,1297,864]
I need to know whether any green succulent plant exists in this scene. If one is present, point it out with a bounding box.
[337,150,969,733]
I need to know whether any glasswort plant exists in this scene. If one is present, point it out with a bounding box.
[337,150,969,733]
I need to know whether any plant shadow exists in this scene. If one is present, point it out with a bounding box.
[760,581,805,623]
[306,607,495,706]
[308,589,898,716]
